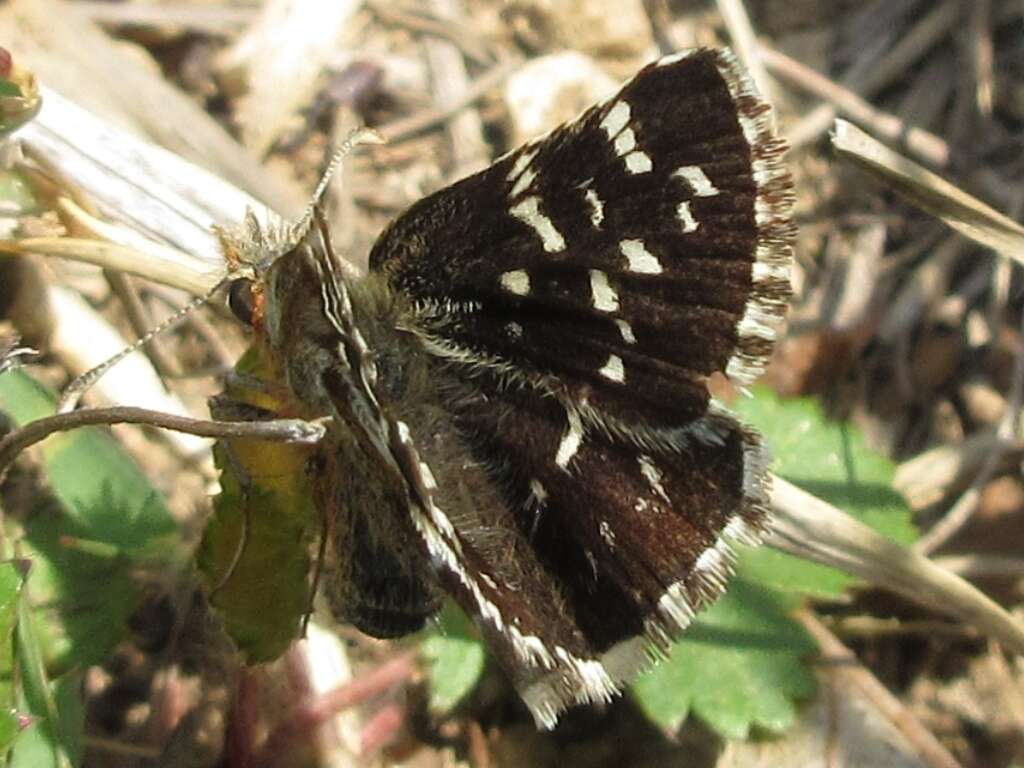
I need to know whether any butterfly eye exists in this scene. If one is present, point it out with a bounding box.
[227,278,257,326]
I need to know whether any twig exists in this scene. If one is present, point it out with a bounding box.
[367,0,492,66]
[769,475,1024,655]
[831,120,1024,263]
[73,1,255,33]
[824,616,977,640]
[915,307,1024,553]
[0,407,324,480]
[377,57,521,144]
[786,1,963,150]
[254,652,417,768]
[798,611,963,768]
[760,45,949,168]
[424,0,491,177]
[933,554,1024,579]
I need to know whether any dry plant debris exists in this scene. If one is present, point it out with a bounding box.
[0,0,1023,766]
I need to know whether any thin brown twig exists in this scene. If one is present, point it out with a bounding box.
[367,0,493,66]
[786,1,963,150]
[377,57,522,144]
[823,616,978,640]
[760,45,949,168]
[797,611,964,768]
[254,651,418,768]
[770,476,1024,655]
[105,271,180,380]
[932,554,1024,579]
[0,407,324,480]
[426,0,489,176]
[915,305,1024,554]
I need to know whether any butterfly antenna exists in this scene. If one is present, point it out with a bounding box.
[57,278,230,414]
[291,126,385,241]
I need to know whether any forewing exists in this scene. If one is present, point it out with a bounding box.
[370,48,794,433]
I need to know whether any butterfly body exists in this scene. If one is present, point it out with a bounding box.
[215,47,795,728]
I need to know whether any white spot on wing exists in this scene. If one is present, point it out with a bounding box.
[584,188,605,228]
[598,354,625,383]
[507,149,537,184]
[480,572,498,590]
[600,101,630,137]
[599,520,616,547]
[674,165,720,197]
[529,479,548,503]
[585,548,598,578]
[418,461,437,490]
[589,270,619,312]
[555,409,584,469]
[637,454,670,503]
[600,100,652,174]
[615,318,636,344]
[506,321,524,338]
[614,128,637,154]
[625,151,652,174]
[676,201,699,233]
[511,166,537,198]
[510,197,566,253]
[500,269,531,296]
[619,239,662,274]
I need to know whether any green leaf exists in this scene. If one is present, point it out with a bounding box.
[420,603,487,715]
[634,579,815,737]
[0,371,178,673]
[735,387,917,597]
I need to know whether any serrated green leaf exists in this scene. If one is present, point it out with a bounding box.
[420,603,487,715]
[735,387,917,597]
[0,371,178,673]
[633,579,815,738]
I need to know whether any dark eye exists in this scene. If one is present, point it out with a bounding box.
[227,278,257,325]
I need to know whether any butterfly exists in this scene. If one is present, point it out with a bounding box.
[213,47,794,728]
